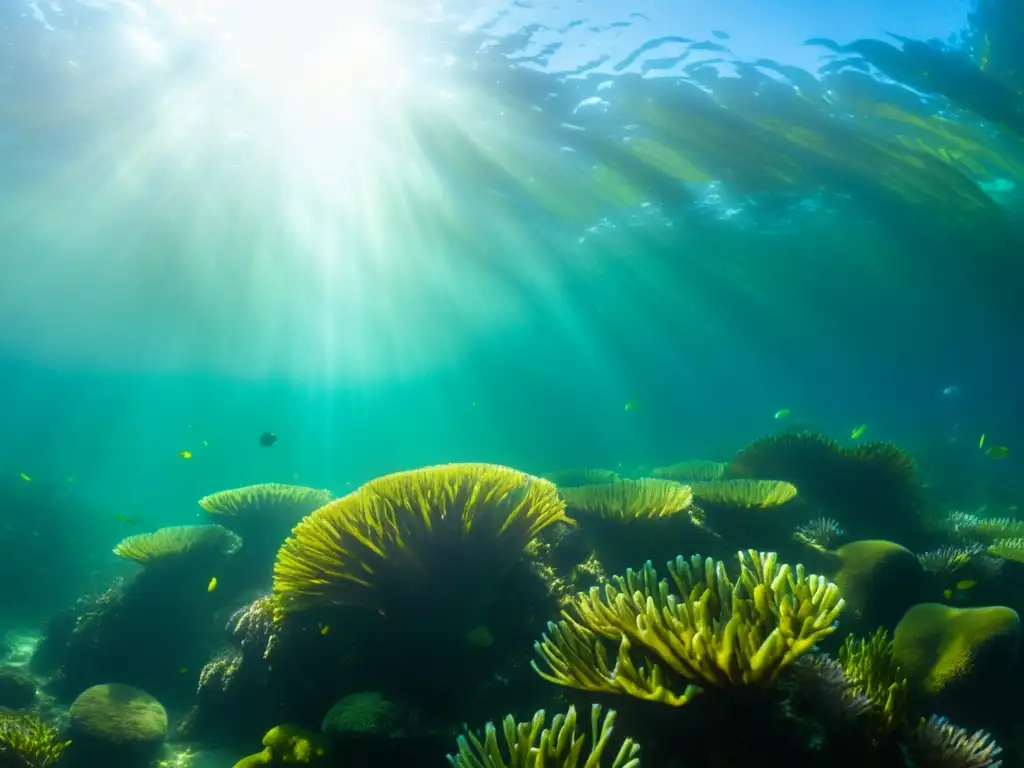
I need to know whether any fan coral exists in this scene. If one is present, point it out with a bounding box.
[690,479,797,508]
[112,525,242,565]
[0,711,70,768]
[905,715,1002,768]
[272,463,568,617]
[837,628,909,730]
[793,517,845,552]
[199,483,331,520]
[651,460,726,483]
[543,469,621,488]
[533,550,844,704]
[560,479,694,521]
[447,704,640,768]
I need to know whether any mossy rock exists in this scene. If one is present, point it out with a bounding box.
[893,602,1020,717]
[831,540,927,631]
[322,691,407,738]
[0,665,37,709]
[67,683,167,766]
[233,724,330,767]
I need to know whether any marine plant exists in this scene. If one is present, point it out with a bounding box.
[0,711,70,768]
[533,550,844,705]
[447,704,640,768]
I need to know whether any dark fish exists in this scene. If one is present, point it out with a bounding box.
[259,431,277,447]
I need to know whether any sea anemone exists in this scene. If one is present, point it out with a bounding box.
[905,715,1002,768]
[793,517,845,552]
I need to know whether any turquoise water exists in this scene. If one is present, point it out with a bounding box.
[0,1,1023,764]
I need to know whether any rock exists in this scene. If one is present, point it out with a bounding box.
[0,665,37,709]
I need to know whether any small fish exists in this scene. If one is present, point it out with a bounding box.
[942,588,953,600]
[850,424,867,440]
[979,433,986,450]
[624,399,639,412]
[955,579,978,591]
[942,385,961,398]
[202,440,209,447]
[113,514,140,526]
[19,473,31,482]
[179,450,193,459]
[986,445,1010,459]
[207,577,217,592]
[774,409,791,420]
[318,623,330,636]
[179,667,189,674]
[259,431,277,447]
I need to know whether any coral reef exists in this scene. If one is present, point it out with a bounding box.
[66,683,168,766]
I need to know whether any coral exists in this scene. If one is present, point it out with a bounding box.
[830,540,927,630]
[0,711,69,767]
[447,704,640,768]
[320,691,406,738]
[533,550,843,704]
[559,479,693,521]
[197,648,244,696]
[892,603,1021,704]
[793,517,845,553]
[943,513,1024,546]
[233,724,329,767]
[272,463,568,617]
[787,652,872,722]
[68,683,168,764]
[0,666,36,709]
[199,484,332,521]
[727,431,926,543]
[689,479,798,508]
[917,545,1003,597]
[112,525,242,565]
[542,469,620,488]
[651,460,726,483]
[837,628,909,731]
[905,715,1003,768]
[986,537,1024,563]
[228,596,279,659]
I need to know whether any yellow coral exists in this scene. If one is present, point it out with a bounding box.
[837,628,909,730]
[892,603,1020,697]
[232,724,329,767]
[651,460,726,483]
[113,524,241,565]
[200,483,331,519]
[689,479,797,508]
[560,479,693,521]
[533,551,844,704]
[447,704,640,768]
[272,463,568,617]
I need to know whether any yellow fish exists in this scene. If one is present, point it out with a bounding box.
[986,446,1010,459]
[624,399,639,412]
[979,433,986,449]
[955,579,977,591]
[207,577,217,592]
[179,450,193,459]
[850,424,867,440]
[942,589,953,600]
[19,473,31,482]
[774,409,791,420]
[319,624,330,636]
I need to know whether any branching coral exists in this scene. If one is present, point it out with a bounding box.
[197,647,244,695]
[0,711,70,768]
[905,715,1002,768]
[837,628,909,731]
[447,704,640,768]
[199,483,331,521]
[228,595,278,658]
[533,550,844,704]
[112,525,242,565]
[793,517,845,552]
[272,463,569,617]
[651,460,726,483]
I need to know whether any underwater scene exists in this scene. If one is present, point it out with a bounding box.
[2,0,1024,765]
